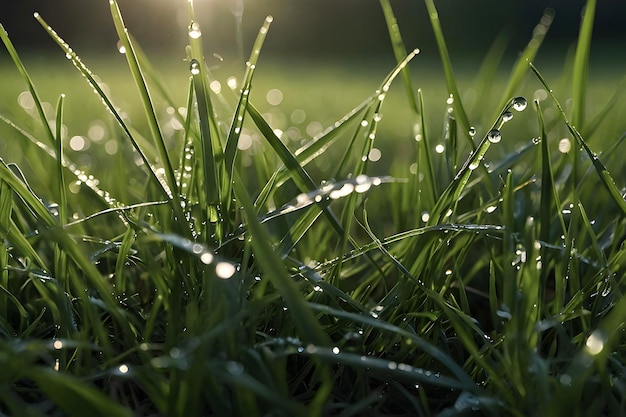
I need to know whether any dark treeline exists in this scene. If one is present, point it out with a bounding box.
[2,0,625,61]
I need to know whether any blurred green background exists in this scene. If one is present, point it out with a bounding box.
[1,0,625,186]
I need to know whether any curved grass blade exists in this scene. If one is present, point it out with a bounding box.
[236,183,331,347]
[32,14,170,207]
[25,368,133,417]
[223,16,273,217]
[530,63,626,215]
[273,94,373,188]
[307,303,477,389]
[302,346,469,391]
[313,224,504,274]
[0,159,131,347]
[247,103,346,237]
[0,22,55,146]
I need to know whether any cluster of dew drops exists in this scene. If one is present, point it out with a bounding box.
[486,96,528,144]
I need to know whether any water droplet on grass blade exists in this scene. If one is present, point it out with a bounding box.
[502,112,513,122]
[512,96,527,111]
[585,330,605,355]
[190,60,200,75]
[189,21,202,39]
[487,129,501,144]
[116,40,126,54]
[468,127,476,137]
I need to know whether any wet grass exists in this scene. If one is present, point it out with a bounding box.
[1,0,626,416]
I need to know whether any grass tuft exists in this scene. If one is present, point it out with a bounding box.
[1,0,625,415]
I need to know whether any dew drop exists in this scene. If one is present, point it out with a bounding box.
[502,111,513,122]
[189,22,202,39]
[116,40,126,54]
[468,127,476,137]
[487,129,501,144]
[512,96,527,111]
[585,330,605,355]
[190,60,201,75]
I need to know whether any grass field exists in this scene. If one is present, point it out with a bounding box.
[1,0,626,416]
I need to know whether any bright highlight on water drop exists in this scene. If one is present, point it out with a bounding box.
[487,129,501,144]
[512,96,528,111]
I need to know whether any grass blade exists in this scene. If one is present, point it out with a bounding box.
[0,22,55,146]
[571,0,596,129]
[530,63,626,215]
[108,1,180,206]
[422,0,471,136]
[32,14,170,207]
[379,0,418,114]
[223,16,274,218]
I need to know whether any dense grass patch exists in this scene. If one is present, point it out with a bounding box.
[1,0,625,416]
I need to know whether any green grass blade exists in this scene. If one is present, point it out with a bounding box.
[247,103,346,237]
[422,0,471,136]
[0,178,12,319]
[307,302,476,389]
[571,0,596,129]
[535,100,566,245]
[223,16,273,213]
[379,0,418,114]
[235,181,331,347]
[190,61,222,237]
[0,22,55,146]
[417,89,438,203]
[273,95,373,188]
[32,14,170,206]
[108,0,180,204]
[530,63,626,215]
[428,96,526,224]
[493,9,553,121]
[25,368,133,417]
